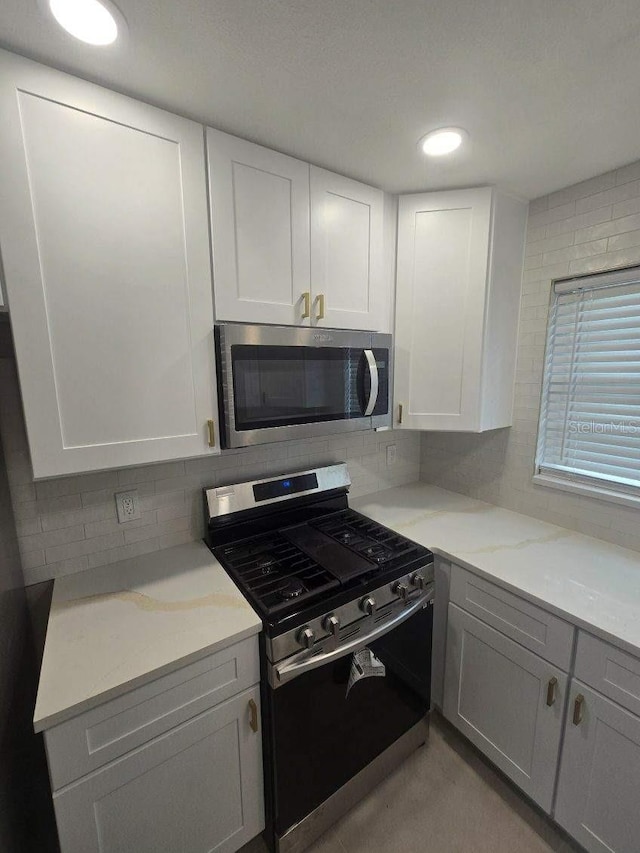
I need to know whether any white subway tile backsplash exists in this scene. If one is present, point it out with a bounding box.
[84,510,157,540]
[11,483,36,503]
[527,200,575,229]
[20,549,46,571]
[30,556,90,584]
[574,211,640,244]
[19,524,85,553]
[527,197,548,216]
[616,162,640,185]
[545,172,616,209]
[44,531,124,565]
[607,228,640,252]
[117,461,186,485]
[541,237,607,266]
[568,244,640,275]
[574,180,640,215]
[545,204,613,237]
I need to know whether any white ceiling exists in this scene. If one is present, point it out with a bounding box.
[2,0,640,199]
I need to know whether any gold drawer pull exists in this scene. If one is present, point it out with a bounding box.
[301,291,311,320]
[546,676,558,707]
[573,693,585,726]
[207,419,216,447]
[248,698,259,733]
[315,293,325,321]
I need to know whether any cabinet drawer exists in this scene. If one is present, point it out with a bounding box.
[450,565,574,670]
[45,636,259,790]
[574,631,640,717]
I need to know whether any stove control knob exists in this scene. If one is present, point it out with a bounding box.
[410,572,426,590]
[323,614,340,637]
[394,581,409,601]
[360,596,377,616]
[297,626,315,650]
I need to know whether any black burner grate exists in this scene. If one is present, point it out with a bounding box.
[213,532,340,615]
[312,510,421,566]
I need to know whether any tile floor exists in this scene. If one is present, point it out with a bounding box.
[242,712,583,853]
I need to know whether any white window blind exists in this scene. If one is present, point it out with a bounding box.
[536,266,640,496]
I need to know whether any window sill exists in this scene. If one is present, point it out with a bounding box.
[533,473,640,510]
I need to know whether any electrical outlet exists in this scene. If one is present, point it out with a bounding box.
[386,444,397,466]
[115,490,141,523]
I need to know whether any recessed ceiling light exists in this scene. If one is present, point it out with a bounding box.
[45,0,124,45]
[419,127,468,157]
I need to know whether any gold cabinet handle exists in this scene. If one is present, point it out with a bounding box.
[207,419,216,447]
[398,403,403,424]
[248,698,259,733]
[573,693,585,725]
[315,293,325,321]
[546,676,558,707]
[301,291,311,320]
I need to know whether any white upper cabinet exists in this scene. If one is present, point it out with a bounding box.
[394,187,527,432]
[207,130,388,331]
[207,128,312,326]
[310,167,385,331]
[0,51,220,478]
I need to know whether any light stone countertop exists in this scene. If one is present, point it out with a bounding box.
[33,540,261,732]
[353,482,640,659]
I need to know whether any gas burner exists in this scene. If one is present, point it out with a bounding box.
[278,579,306,600]
[256,555,278,574]
[361,544,392,564]
[337,530,357,543]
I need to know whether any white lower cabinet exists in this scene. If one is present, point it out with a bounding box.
[554,681,640,853]
[53,686,263,853]
[44,639,264,853]
[442,565,640,852]
[443,603,567,812]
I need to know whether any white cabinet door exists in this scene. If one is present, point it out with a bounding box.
[310,167,385,331]
[555,681,640,853]
[443,603,567,812]
[395,187,491,432]
[53,686,264,853]
[0,50,220,478]
[394,187,526,432]
[207,128,311,326]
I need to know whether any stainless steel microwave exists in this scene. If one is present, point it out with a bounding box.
[215,323,392,448]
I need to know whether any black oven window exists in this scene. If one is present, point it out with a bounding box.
[231,345,364,430]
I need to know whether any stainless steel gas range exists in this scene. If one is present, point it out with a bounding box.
[204,464,434,853]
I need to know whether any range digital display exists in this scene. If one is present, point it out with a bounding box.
[253,473,319,502]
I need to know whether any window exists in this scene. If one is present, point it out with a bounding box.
[535,265,640,503]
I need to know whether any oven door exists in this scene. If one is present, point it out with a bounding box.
[265,594,433,840]
[216,324,391,448]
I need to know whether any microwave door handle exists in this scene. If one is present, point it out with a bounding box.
[363,349,379,416]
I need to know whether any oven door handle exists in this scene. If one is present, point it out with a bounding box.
[363,349,379,417]
[271,587,434,688]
